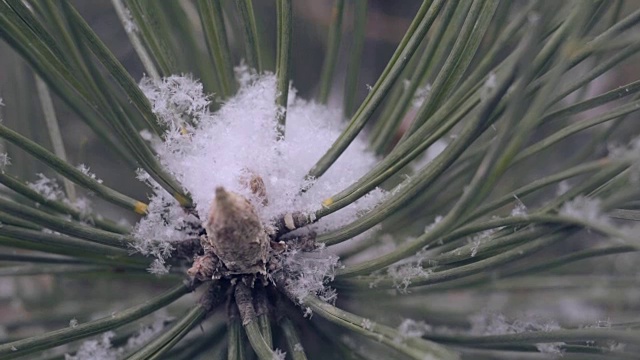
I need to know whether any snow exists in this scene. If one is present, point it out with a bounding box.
[27,173,93,217]
[65,332,119,360]
[397,319,432,339]
[125,317,167,350]
[0,153,10,172]
[65,316,168,359]
[273,348,287,360]
[469,313,565,356]
[560,196,609,225]
[76,164,103,184]
[388,262,432,293]
[28,173,66,201]
[411,83,432,109]
[510,196,527,217]
[133,69,385,275]
[480,72,497,102]
[279,244,339,303]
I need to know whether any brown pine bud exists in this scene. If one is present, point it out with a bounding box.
[204,187,269,275]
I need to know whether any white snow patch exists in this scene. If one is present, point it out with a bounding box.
[397,319,432,340]
[273,348,286,360]
[469,313,565,356]
[280,245,339,303]
[480,72,497,102]
[560,196,609,225]
[65,332,119,360]
[27,173,93,218]
[411,83,432,109]
[387,259,432,293]
[0,153,10,172]
[122,6,137,33]
[125,317,168,350]
[134,71,385,271]
[76,164,103,184]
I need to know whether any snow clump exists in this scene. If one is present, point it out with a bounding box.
[133,70,385,275]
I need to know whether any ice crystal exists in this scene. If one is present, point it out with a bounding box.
[273,348,287,360]
[411,84,432,108]
[0,153,9,172]
[560,196,609,225]
[480,72,497,102]
[122,6,137,33]
[125,317,167,350]
[76,164,103,184]
[65,332,119,360]
[134,71,385,274]
[361,318,373,330]
[397,319,432,339]
[469,313,565,356]
[510,196,527,217]
[27,173,93,218]
[28,173,66,201]
[388,260,432,293]
[280,245,339,303]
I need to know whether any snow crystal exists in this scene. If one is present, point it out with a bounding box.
[303,307,313,318]
[122,6,137,33]
[510,196,527,217]
[28,173,66,201]
[411,84,432,109]
[132,170,200,274]
[125,317,167,350]
[424,215,443,233]
[470,312,562,335]
[65,332,119,360]
[76,164,103,184]
[28,174,95,223]
[361,318,373,330]
[480,72,497,102]
[535,342,565,356]
[141,72,383,226]
[560,196,609,225]
[69,318,78,328]
[388,260,432,293]
[139,75,210,129]
[273,348,287,360]
[0,97,4,106]
[397,319,432,339]
[469,313,565,356]
[608,137,640,182]
[134,71,385,272]
[280,245,339,303]
[0,153,10,172]
[556,180,571,196]
[65,317,167,359]
[293,343,304,352]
